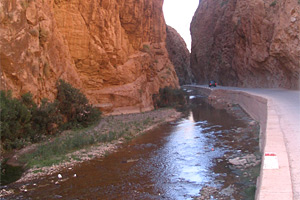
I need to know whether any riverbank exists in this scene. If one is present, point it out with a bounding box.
[0,108,181,194]
[1,89,262,199]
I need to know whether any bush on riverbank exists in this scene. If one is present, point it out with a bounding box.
[56,80,101,129]
[0,91,33,150]
[153,87,187,108]
[0,80,101,151]
[20,109,179,169]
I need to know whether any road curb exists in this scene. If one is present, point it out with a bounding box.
[187,86,293,200]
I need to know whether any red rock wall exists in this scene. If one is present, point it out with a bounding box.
[190,0,300,89]
[166,25,194,85]
[0,0,179,114]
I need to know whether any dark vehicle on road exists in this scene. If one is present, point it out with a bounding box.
[209,80,217,87]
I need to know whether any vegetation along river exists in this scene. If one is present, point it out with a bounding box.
[1,88,261,200]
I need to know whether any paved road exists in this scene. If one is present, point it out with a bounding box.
[205,86,300,199]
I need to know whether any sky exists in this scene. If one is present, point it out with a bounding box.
[163,0,199,51]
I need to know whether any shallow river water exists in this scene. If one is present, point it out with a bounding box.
[3,92,260,200]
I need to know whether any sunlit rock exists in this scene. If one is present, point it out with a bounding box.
[0,0,179,114]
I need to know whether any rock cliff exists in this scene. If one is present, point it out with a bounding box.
[0,0,179,114]
[190,0,300,89]
[166,25,194,85]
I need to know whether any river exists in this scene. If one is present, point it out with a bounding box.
[2,90,261,199]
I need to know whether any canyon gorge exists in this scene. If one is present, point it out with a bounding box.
[1,0,299,115]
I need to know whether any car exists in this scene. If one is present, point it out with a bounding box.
[209,80,217,87]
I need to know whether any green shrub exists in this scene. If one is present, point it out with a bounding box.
[221,0,229,7]
[0,91,32,150]
[1,79,101,150]
[141,44,150,53]
[270,1,277,6]
[153,87,186,108]
[31,99,62,139]
[21,92,36,109]
[56,79,101,128]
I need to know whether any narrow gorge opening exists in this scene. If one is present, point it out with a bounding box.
[163,0,199,85]
[163,0,199,52]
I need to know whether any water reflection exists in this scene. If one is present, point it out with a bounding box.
[5,96,258,200]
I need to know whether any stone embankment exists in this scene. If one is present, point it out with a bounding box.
[187,85,293,200]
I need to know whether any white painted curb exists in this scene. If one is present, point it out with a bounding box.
[186,86,293,200]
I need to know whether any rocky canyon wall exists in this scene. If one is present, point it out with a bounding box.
[166,25,194,85]
[0,0,179,114]
[190,0,300,89]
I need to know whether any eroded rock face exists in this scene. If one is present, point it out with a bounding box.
[0,0,82,101]
[166,25,194,85]
[190,0,300,89]
[0,0,179,114]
